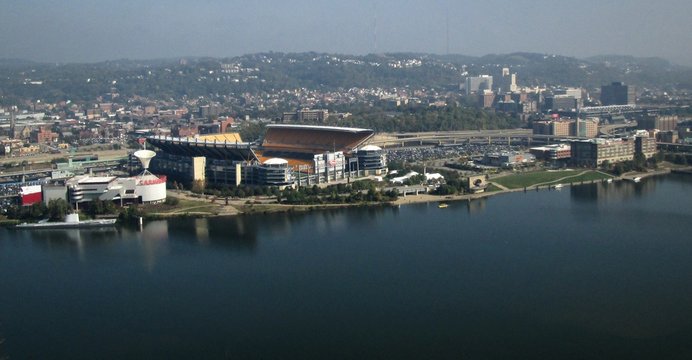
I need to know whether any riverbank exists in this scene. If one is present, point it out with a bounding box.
[144,190,378,219]
[2,166,681,226]
[154,166,679,216]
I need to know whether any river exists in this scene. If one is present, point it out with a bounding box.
[1,174,692,359]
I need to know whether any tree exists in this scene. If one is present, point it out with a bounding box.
[191,179,206,194]
[366,188,382,202]
[47,199,71,221]
[404,174,427,186]
[88,198,105,217]
[674,154,688,165]
[164,197,180,206]
[633,153,646,171]
[119,205,142,222]
[28,203,48,220]
[433,184,457,195]
[613,162,625,176]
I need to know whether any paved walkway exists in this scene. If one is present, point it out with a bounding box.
[532,170,590,187]
[489,182,509,191]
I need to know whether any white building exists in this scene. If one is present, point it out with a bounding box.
[54,174,166,206]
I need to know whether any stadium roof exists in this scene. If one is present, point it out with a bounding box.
[261,124,374,154]
[265,124,372,133]
[147,135,259,162]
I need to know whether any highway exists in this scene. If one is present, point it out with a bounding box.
[0,156,129,182]
[0,149,129,166]
[599,122,638,136]
[368,129,586,147]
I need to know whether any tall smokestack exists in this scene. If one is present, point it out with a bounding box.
[9,108,16,139]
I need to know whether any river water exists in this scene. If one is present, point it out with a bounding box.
[1,174,692,359]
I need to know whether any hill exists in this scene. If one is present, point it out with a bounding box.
[1,52,691,104]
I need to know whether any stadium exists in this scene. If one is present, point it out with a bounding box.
[147,124,388,188]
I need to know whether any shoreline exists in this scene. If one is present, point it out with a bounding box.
[2,167,686,227]
[151,168,677,219]
[144,174,628,220]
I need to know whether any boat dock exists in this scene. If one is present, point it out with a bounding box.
[671,166,692,175]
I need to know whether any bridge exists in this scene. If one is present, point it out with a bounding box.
[0,168,53,183]
[599,122,638,136]
[579,105,640,117]
[658,142,692,153]
[383,185,430,196]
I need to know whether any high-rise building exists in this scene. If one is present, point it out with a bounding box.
[282,109,329,123]
[656,131,678,144]
[532,118,599,138]
[570,119,598,138]
[638,115,679,131]
[552,120,571,136]
[544,95,578,111]
[199,105,222,119]
[601,82,635,105]
[465,75,493,95]
[635,135,657,159]
[571,138,635,166]
[554,88,584,108]
[497,68,517,93]
[478,90,496,109]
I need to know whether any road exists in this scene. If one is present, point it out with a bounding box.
[0,149,130,166]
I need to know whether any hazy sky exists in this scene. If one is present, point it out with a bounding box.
[2,0,691,65]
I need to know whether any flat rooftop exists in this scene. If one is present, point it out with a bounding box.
[77,176,117,184]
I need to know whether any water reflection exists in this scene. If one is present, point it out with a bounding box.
[136,220,169,272]
[5,216,265,270]
[570,178,657,203]
[27,228,119,260]
[191,216,259,251]
[467,197,488,214]
[194,218,209,243]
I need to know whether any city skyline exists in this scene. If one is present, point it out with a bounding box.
[1,0,692,65]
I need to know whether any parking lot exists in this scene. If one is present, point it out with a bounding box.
[386,142,526,163]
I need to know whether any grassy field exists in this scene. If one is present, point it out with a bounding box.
[142,196,223,217]
[493,170,613,189]
[0,218,20,227]
[485,183,503,192]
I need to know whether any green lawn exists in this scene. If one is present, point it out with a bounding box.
[143,196,222,215]
[493,170,613,189]
[0,218,20,227]
[485,183,503,192]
